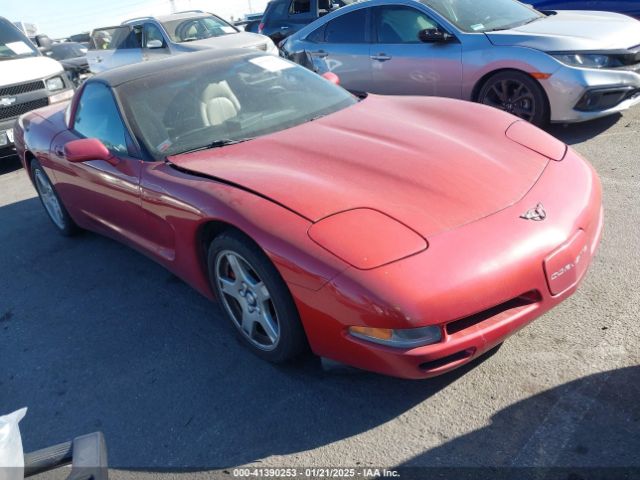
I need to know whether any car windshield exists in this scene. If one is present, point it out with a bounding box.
[50,43,87,60]
[0,18,38,60]
[419,0,543,32]
[162,15,238,43]
[117,54,358,159]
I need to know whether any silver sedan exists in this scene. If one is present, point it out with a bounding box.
[281,0,640,125]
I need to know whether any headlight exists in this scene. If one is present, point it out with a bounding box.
[266,40,279,56]
[552,53,622,69]
[46,76,65,91]
[308,208,427,270]
[349,326,442,348]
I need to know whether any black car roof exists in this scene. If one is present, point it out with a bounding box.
[92,48,259,88]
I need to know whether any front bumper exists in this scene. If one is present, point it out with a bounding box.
[0,117,17,157]
[544,63,640,123]
[292,148,603,379]
[0,85,74,158]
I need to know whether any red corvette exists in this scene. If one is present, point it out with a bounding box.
[13,49,603,379]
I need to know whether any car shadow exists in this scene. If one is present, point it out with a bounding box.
[394,366,640,478]
[0,154,22,175]
[1,197,500,470]
[547,114,622,145]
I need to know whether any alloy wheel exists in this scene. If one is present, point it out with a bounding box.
[34,169,66,230]
[480,78,537,122]
[215,250,280,351]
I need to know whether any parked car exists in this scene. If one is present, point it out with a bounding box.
[48,42,91,86]
[282,0,640,125]
[14,48,602,379]
[236,12,264,33]
[86,11,278,74]
[69,32,91,46]
[0,17,74,159]
[527,0,640,19]
[259,0,356,42]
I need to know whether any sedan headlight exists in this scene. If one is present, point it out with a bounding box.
[349,326,442,348]
[308,208,427,270]
[551,53,622,69]
[46,76,65,91]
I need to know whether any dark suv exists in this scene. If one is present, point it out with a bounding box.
[259,0,355,43]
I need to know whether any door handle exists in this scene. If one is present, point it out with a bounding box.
[313,50,329,58]
[371,54,392,61]
[95,57,103,63]
[280,26,290,30]
[54,146,65,157]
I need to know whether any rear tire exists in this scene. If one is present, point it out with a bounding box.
[30,159,79,236]
[207,230,308,363]
[477,71,549,127]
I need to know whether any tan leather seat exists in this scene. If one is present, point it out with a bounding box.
[200,81,241,127]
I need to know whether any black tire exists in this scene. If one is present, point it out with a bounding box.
[207,230,308,363]
[477,71,549,127]
[30,159,79,236]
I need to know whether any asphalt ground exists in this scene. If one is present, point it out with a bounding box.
[1,107,639,480]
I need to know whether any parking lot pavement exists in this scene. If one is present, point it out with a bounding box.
[1,108,639,479]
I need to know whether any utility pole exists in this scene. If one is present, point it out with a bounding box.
[169,0,177,13]
[248,0,253,13]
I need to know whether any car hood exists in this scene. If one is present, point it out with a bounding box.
[59,57,88,68]
[178,32,272,52]
[0,56,64,87]
[168,96,555,238]
[487,11,640,50]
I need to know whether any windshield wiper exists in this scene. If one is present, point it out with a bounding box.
[519,16,544,26]
[180,137,254,155]
[486,16,543,32]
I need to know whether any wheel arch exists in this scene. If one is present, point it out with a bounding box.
[473,68,551,108]
[471,68,551,124]
[24,151,37,183]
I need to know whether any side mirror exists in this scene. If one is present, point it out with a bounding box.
[418,28,454,43]
[322,72,340,85]
[64,138,117,165]
[146,39,164,49]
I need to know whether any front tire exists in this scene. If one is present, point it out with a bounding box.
[477,71,549,127]
[207,230,308,363]
[30,159,79,236]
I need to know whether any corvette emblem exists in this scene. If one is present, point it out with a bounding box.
[0,97,17,107]
[520,203,547,221]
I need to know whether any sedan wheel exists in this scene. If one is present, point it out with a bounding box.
[215,250,280,351]
[478,71,549,127]
[208,231,308,362]
[31,160,79,236]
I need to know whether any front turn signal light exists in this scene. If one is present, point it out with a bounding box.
[348,325,442,349]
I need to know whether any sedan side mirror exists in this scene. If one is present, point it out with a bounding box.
[64,138,118,165]
[146,39,164,49]
[419,28,454,43]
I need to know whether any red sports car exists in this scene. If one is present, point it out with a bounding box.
[13,49,603,379]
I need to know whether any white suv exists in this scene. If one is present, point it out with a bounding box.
[87,11,278,74]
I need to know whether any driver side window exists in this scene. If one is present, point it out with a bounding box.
[290,0,311,15]
[74,83,128,154]
[144,23,166,48]
[374,6,437,44]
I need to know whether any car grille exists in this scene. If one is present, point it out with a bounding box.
[0,80,46,97]
[0,97,49,121]
[445,290,541,336]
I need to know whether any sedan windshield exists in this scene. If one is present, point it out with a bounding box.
[118,54,358,159]
[162,15,238,43]
[419,0,543,32]
[0,18,38,60]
